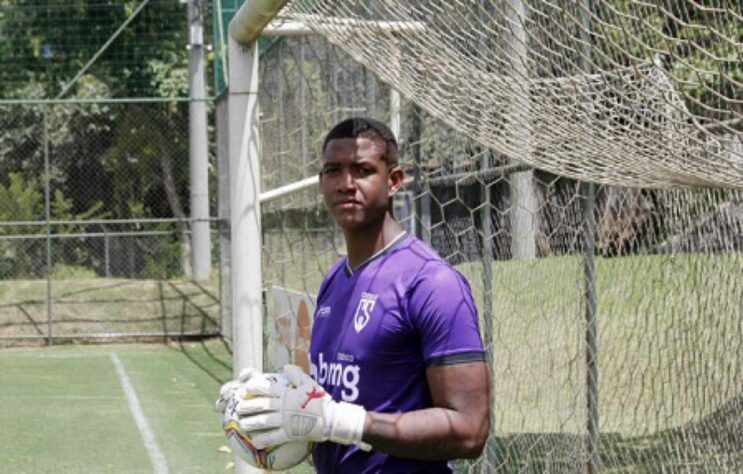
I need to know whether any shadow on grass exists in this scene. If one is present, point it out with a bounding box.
[189,280,220,303]
[17,304,47,339]
[174,337,233,385]
[0,277,222,341]
[167,281,220,328]
[464,395,743,472]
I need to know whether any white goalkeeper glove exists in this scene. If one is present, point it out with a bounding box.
[215,367,280,413]
[235,364,370,451]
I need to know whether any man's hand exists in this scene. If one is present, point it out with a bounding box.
[215,367,278,413]
[235,365,370,451]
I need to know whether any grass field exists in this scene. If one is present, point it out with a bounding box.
[458,253,742,431]
[0,251,740,472]
[457,252,743,471]
[0,340,313,474]
[0,277,221,342]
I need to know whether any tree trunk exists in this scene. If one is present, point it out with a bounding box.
[153,111,192,278]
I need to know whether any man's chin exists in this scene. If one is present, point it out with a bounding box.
[332,208,387,232]
[336,219,367,231]
[334,214,369,231]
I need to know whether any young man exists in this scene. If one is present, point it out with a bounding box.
[218,118,490,473]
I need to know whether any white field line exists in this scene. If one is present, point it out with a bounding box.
[111,353,169,474]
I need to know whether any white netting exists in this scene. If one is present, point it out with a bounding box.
[248,2,742,472]
[281,0,742,188]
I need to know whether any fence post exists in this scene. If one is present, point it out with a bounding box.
[43,105,53,346]
[480,152,497,473]
[409,108,430,244]
[188,0,212,281]
[217,91,232,338]
[578,1,599,471]
[299,37,308,283]
[583,181,599,474]
[104,228,111,277]
[506,0,537,260]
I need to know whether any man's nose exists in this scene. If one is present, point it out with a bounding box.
[338,169,356,192]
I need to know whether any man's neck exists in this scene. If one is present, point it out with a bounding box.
[343,214,404,272]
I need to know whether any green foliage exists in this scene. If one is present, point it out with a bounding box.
[147,55,189,98]
[0,173,46,279]
[142,232,184,280]
[0,0,190,99]
[117,201,185,280]
[0,173,44,225]
[0,173,106,279]
[594,0,741,122]
[0,2,196,279]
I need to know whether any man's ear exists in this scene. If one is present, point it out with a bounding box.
[388,165,404,197]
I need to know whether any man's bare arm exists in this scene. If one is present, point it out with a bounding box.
[361,361,490,460]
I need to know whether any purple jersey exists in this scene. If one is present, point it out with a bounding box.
[309,233,485,473]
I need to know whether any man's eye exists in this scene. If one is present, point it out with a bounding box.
[359,168,373,176]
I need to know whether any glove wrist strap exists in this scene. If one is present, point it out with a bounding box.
[326,400,371,451]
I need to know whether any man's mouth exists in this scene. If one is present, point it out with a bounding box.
[335,199,361,207]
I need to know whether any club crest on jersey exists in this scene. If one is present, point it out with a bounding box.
[353,292,378,333]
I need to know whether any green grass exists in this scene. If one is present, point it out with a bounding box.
[456,252,743,471]
[0,340,316,473]
[0,277,221,341]
[1,251,740,472]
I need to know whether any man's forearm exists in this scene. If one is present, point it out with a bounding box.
[361,407,488,460]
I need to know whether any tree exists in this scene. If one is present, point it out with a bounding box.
[0,1,200,278]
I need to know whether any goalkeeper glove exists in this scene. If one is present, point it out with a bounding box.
[215,367,280,413]
[235,364,370,451]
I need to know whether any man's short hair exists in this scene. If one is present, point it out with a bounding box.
[322,117,399,167]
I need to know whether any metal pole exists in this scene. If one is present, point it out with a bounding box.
[390,89,401,141]
[411,110,422,240]
[299,37,308,283]
[506,0,536,260]
[409,108,430,244]
[43,105,53,346]
[188,0,212,281]
[277,41,287,284]
[299,38,307,172]
[583,182,599,474]
[580,1,599,472]
[365,67,377,118]
[329,45,340,249]
[480,152,496,473]
[216,92,232,338]
[104,229,111,277]
[228,36,263,474]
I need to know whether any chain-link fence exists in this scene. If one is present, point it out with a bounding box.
[0,101,221,345]
[256,34,743,473]
[0,0,221,345]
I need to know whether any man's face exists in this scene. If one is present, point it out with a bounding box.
[319,137,401,231]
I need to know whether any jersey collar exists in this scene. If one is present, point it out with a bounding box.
[344,231,408,277]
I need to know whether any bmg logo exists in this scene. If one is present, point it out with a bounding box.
[310,352,360,402]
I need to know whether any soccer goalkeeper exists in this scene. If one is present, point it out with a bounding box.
[218,117,490,473]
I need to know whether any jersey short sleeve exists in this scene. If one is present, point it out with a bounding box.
[406,264,486,366]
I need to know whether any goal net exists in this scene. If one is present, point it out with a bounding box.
[250,1,742,472]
